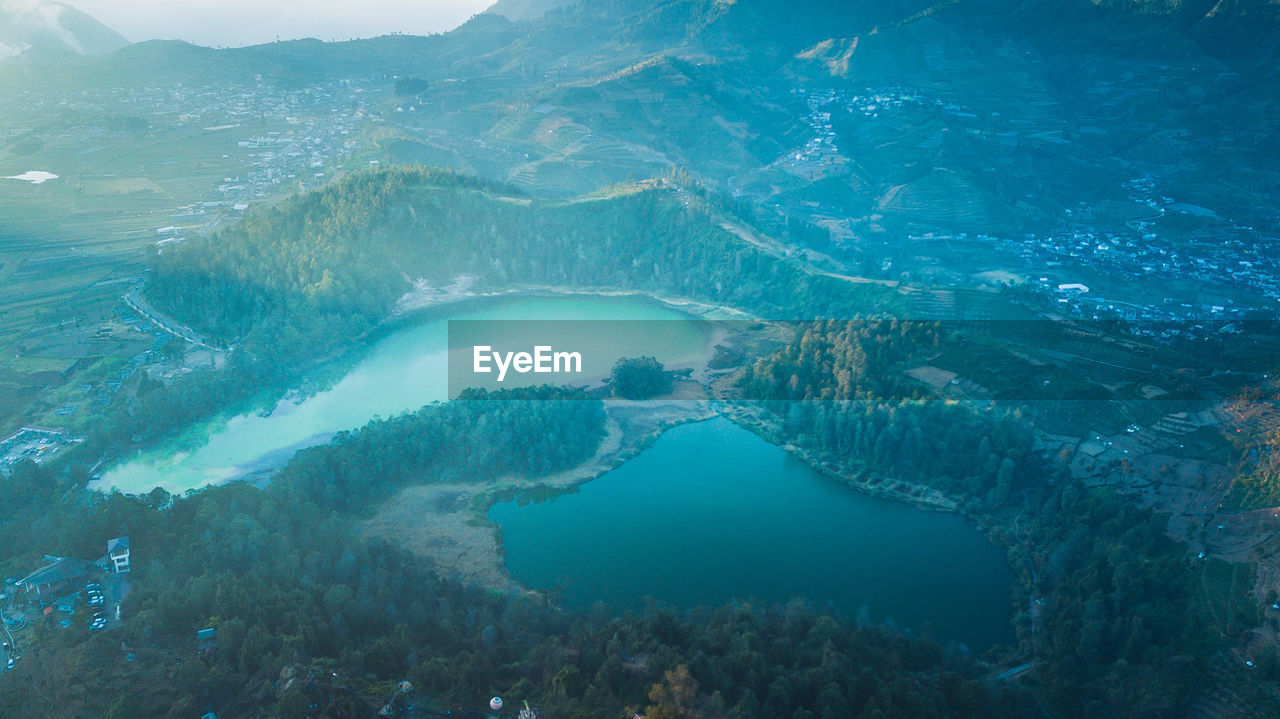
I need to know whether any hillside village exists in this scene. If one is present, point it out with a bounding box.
[1,536,132,675]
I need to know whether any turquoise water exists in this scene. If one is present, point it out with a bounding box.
[92,294,713,495]
[490,417,1015,650]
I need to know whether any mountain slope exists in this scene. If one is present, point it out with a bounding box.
[0,0,128,60]
[486,0,580,21]
[143,168,898,359]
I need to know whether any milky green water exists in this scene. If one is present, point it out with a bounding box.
[93,294,713,495]
[490,417,1016,650]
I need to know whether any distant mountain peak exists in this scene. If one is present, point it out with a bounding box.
[0,0,129,60]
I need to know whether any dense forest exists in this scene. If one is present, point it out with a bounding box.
[147,168,897,367]
[736,320,1040,502]
[0,378,1218,717]
[3,320,1222,717]
[5,0,1280,710]
[609,356,673,399]
[10,166,1261,716]
[734,319,1224,716]
[44,306,1227,718]
[0,387,1035,719]
[26,168,1254,718]
[272,385,606,511]
[116,167,902,461]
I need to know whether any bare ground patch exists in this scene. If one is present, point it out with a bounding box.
[361,400,714,592]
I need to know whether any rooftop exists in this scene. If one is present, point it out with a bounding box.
[107,536,130,555]
[18,557,99,588]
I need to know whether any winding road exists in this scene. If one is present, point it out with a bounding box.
[124,288,226,351]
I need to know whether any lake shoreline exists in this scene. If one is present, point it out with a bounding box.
[362,398,717,593]
[92,289,720,496]
[718,403,962,513]
[484,414,1016,650]
[95,285,1024,653]
[374,394,1013,608]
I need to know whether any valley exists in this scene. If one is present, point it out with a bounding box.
[1,0,1279,717]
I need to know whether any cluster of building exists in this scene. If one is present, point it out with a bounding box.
[0,426,81,476]
[208,84,373,217]
[11,76,383,249]
[791,86,969,146]
[15,537,129,607]
[840,86,970,119]
[777,86,968,180]
[165,80,380,242]
[772,83,1278,329]
[778,87,842,178]
[1028,278,1260,339]
[0,537,130,661]
[998,176,1279,325]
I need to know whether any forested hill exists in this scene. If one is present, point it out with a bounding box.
[733,321,1216,716]
[145,167,898,363]
[0,385,1038,718]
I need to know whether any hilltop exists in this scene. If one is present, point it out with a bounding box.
[0,0,127,61]
[143,167,900,364]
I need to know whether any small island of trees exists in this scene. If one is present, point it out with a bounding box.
[610,356,673,399]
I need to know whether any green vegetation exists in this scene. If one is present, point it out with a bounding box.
[1222,471,1280,511]
[1,0,1276,708]
[103,167,900,458]
[1025,484,1210,715]
[7,167,1267,717]
[737,320,1037,502]
[394,77,430,96]
[275,385,606,511]
[1199,557,1262,639]
[147,167,898,366]
[609,356,672,399]
[735,319,1227,716]
[738,320,939,401]
[1220,386,1280,510]
[0,389,1031,719]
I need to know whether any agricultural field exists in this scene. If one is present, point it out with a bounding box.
[0,77,383,435]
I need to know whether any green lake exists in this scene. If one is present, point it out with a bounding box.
[489,417,1015,650]
[92,294,714,495]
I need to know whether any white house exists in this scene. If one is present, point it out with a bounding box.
[107,536,130,573]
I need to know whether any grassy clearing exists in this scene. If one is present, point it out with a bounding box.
[1202,558,1262,636]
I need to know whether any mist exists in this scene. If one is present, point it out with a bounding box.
[62,0,495,47]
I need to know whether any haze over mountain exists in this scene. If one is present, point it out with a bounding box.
[10,0,1278,63]
[0,0,127,59]
[4,0,1280,717]
[485,0,578,21]
[58,0,492,48]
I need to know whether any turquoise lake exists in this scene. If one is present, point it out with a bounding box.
[92,294,714,495]
[92,291,1015,651]
[490,417,1015,650]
